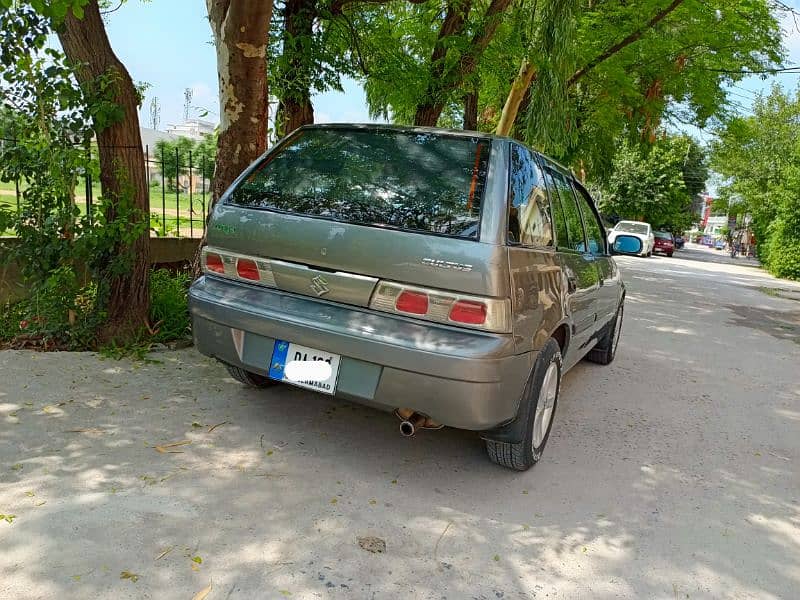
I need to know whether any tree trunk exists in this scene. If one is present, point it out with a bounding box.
[414,103,446,128]
[463,89,478,130]
[206,0,273,203]
[495,59,536,136]
[275,0,317,138]
[511,87,531,141]
[413,0,511,127]
[194,0,273,276]
[413,0,472,127]
[277,97,315,137]
[58,1,150,341]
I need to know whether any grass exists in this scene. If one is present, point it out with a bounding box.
[1,177,210,215]
[1,179,208,238]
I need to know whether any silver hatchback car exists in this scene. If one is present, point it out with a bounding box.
[189,124,626,470]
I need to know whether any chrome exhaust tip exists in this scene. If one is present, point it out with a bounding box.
[395,409,442,437]
[399,412,425,437]
[399,419,415,437]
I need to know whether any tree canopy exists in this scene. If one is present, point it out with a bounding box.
[712,86,800,279]
[600,134,707,234]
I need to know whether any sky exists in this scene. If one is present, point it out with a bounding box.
[103,0,373,129]
[101,0,800,136]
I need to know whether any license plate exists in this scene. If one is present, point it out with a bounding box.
[268,340,340,395]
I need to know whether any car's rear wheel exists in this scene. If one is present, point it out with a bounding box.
[485,339,562,471]
[586,301,624,366]
[224,363,275,388]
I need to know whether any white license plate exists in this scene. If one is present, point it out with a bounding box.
[268,340,340,395]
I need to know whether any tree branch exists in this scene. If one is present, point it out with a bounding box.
[466,0,513,56]
[100,1,124,15]
[568,0,686,87]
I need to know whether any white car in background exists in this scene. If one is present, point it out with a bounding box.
[608,220,655,257]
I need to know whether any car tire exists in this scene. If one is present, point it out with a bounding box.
[667,252,673,258]
[485,338,562,471]
[586,301,624,366]
[224,363,275,388]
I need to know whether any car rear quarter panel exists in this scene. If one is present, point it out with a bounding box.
[507,247,567,354]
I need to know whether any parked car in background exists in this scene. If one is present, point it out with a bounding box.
[189,124,627,471]
[608,220,654,257]
[653,231,675,257]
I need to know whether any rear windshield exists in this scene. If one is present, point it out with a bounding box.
[615,222,649,235]
[655,231,672,240]
[226,128,491,239]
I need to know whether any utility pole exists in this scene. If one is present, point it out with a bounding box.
[183,88,193,122]
[149,96,160,130]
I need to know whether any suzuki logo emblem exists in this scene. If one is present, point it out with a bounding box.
[310,275,330,297]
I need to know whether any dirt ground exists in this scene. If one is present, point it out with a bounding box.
[1,244,799,599]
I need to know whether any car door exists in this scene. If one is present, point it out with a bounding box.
[540,160,600,367]
[505,143,562,354]
[572,180,621,326]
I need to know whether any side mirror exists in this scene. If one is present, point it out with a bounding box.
[611,234,643,255]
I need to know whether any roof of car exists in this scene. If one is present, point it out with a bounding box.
[296,122,507,142]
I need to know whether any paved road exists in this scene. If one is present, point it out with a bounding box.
[2,246,799,599]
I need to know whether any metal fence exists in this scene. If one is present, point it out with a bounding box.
[0,139,213,238]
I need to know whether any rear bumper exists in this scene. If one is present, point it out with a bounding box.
[189,276,533,430]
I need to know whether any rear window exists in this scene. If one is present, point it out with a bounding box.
[227,127,491,239]
[615,221,649,235]
[655,231,672,240]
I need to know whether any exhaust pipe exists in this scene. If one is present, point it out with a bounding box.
[399,412,427,437]
[395,408,443,437]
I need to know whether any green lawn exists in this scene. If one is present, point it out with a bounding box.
[1,181,207,238]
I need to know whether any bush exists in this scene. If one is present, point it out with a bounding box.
[149,268,191,343]
[1,268,193,351]
[763,223,800,280]
[0,267,102,350]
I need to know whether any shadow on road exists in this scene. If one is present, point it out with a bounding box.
[2,249,800,598]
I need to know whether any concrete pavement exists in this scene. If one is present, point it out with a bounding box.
[1,247,799,599]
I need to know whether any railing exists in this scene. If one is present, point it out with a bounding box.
[0,138,213,238]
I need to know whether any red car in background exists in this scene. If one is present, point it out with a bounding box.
[653,231,675,257]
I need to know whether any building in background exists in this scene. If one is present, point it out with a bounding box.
[166,118,216,140]
[703,215,728,237]
[139,127,180,184]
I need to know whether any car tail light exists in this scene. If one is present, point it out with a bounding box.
[449,300,487,325]
[395,290,429,314]
[370,281,510,333]
[236,258,260,281]
[205,252,225,274]
[202,247,276,287]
